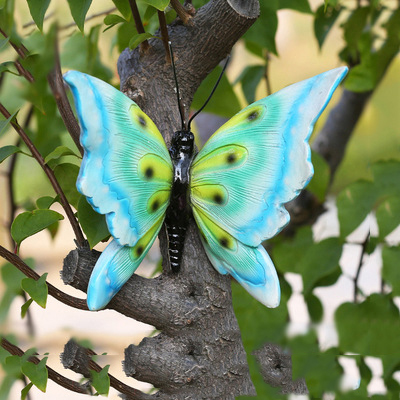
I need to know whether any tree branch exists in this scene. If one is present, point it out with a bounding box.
[47,29,84,156]
[157,10,171,64]
[128,0,149,51]
[354,231,371,303]
[0,245,88,310]
[253,343,308,395]
[61,339,152,400]
[312,89,372,178]
[1,337,91,395]
[170,0,193,25]
[0,103,86,247]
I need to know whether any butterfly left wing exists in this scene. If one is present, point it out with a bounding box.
[64,71,173,310]
[190,67,348,307]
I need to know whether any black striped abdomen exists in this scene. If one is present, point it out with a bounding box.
[165,220,187,272]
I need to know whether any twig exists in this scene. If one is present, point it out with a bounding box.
[0,27,28,58]
[13,60,34,83]
[170,0,193,24]
[264,50,272,96]
[157,11,171,63]
[1,337,91,395]
[0,245,88,310]
[62,339,153,399]
[60,7,117,30]
[0,103,85,247]
[128,0,150,50]
[353,231,370,303]
[7,107,36,337]
[47,28,83,156]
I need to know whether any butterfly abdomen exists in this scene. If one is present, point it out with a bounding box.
[165,130,195,272]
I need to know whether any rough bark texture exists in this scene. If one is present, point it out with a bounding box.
[62,3,263,398]
[253,343,308,395]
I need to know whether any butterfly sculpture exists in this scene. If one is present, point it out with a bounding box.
[64,65,347,311]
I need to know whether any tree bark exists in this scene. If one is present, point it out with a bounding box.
[63,1,261,398]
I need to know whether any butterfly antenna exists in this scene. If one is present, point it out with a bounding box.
[168,41,186,131]
[187,55,230,132]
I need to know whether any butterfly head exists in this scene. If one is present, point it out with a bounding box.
[170,129,195,159]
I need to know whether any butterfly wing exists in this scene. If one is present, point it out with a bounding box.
[190,67,348,307]
[64,71,172,309]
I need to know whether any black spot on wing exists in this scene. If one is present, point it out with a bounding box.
[136,245,144,256]
[247,110,259,121]
[227,153,236,164]
[214,193,223,204]
[219,237,229,248]
[138,116,147,127]
[151,200,160,212]
[145,167,154,179]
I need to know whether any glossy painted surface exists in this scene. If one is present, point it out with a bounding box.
[64,66,348,310]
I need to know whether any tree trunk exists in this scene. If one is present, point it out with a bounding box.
[63,1,261,398]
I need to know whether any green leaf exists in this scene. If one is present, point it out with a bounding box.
[103,13,126,32]
[355,356,373,385]
[382,246,400,297]
[244,40,264,59]
[21,357,48,392]
[112,0,132,19]
[376,196,400,239]
[191,65,241,118]
[53,163,81,209]
[36,196,56,210]
[91,365,110,395]
[77,196,110,248]
[272,226,313,274]
[299,238,342,294]
[0,145,23,163]
[279,0,312,14]
[0,263,26,322]
[44,146,80,165]
[0,61,19,76]
[21,273,48,308]
[314,4,342,49]
[237,65,265,104]
[0,37,9,50]
[21,382,34,400]
[335,294,400,356]
[26,0,50,31]
[290,332,342,397]
[341,7,370,61]
[371,160,400,199]
[305,293,323,323]
[11,210,64,247]
[21,298,34,318]
[67,0,93,32]
[307,151,330,202]
[116,20,138,52]
[243,1,278,54]
[4,355,23,376]
[0,111,17,137]
[128,32,156,49]
[140,0,170,11]
[104,14,126,25]
[336,180,376,238]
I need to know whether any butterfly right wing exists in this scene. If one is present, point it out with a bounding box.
[64,71,173,309]
[190,67,348,307]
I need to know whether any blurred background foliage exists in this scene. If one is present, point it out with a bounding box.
[0,0,400,399]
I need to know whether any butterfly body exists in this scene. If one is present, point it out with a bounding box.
[165,129,195,271]
[64,66,348,311]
